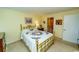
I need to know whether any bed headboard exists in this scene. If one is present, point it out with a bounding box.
[20,24,36,31]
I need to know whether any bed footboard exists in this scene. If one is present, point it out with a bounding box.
[36,36,54,52]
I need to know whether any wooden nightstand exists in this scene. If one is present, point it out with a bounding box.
[77,39,79,48]
[0,32,6,52]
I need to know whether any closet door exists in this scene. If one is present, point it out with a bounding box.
[63,14,79,44]
[47,17,54,33]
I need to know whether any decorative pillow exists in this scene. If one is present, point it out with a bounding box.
[26,32,29,34]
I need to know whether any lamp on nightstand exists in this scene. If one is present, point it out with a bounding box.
[35,21,39,29]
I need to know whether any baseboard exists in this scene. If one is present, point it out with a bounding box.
[6,39,21,45]
[62,40,78,48]
[54,36,63,41]
[55,37,78,49]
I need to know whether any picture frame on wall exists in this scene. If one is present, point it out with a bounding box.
[25,17,32,24]
[56,19,62,25]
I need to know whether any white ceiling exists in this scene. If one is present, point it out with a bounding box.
[7,7,78,15]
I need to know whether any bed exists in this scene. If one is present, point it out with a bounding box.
[20,24,54,52]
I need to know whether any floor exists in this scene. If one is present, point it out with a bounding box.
[6,39,79,52]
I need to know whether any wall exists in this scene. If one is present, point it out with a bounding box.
[0,8,79,44]
[40,16,47,31]
[0,8,40,44]
[42,8,79,38]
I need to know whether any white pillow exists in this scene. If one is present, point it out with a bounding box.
[22,29,30,33]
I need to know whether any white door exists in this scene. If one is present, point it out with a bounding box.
[63,14,79,44]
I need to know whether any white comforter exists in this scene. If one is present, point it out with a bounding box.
[21,29,53,52]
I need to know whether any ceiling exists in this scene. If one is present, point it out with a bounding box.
[7,7,78,15]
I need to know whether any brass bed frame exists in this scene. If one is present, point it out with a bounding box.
[20,24,54,52]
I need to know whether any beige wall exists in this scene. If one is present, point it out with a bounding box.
[42,8,79,38]
[0,8,79,44]
[0,8,40,44]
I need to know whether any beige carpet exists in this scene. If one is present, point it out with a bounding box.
[6,40,29,52]
[47,40,79,52]
[6,39,79,52]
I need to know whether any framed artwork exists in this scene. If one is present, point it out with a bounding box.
[25,17,32,24]
[56,19,62,25]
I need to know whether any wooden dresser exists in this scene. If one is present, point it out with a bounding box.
[0,32,6,52]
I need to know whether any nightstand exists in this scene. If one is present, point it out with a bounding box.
[77,39,79,48]
[0,32,6,52]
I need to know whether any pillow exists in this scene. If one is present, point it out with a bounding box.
[22,29,30,33]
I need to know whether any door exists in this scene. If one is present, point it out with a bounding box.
[47,17,54,33]
[63,14,79,44]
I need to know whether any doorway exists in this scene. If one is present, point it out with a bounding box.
[47,17,54,33]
